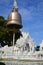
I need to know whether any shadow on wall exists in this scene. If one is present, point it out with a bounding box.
[0,62,5,65]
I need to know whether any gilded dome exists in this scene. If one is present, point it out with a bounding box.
[7,0,22,29]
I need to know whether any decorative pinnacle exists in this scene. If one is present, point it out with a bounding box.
[13,0,18,9]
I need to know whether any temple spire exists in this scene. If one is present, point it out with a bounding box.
[12,0,18,11]
[14,0,18,9]
[13,0,18,9]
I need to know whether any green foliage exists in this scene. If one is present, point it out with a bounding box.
[0,16,22,47]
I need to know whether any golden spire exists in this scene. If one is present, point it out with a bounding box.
[14,0,18,8]
[7,0,22,29]
[12,0,18,11]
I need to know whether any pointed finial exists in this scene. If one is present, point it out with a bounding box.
[12,0,18,11]
[14,0,18,9]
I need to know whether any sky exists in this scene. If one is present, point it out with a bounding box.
[0,0,43,45]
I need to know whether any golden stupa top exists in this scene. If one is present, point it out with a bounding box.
[7,0,23,29]
[12,0,18,11]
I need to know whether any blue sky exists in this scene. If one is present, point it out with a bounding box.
[0,0,43,45]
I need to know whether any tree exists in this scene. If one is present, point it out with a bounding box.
[0,16,22,47]
[0,16,8,46]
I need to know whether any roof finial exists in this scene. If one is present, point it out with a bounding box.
[12,0,18,11]
[14,0,18,9]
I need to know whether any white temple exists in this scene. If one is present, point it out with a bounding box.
[0,32,43,60]
[40,40,43,51]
